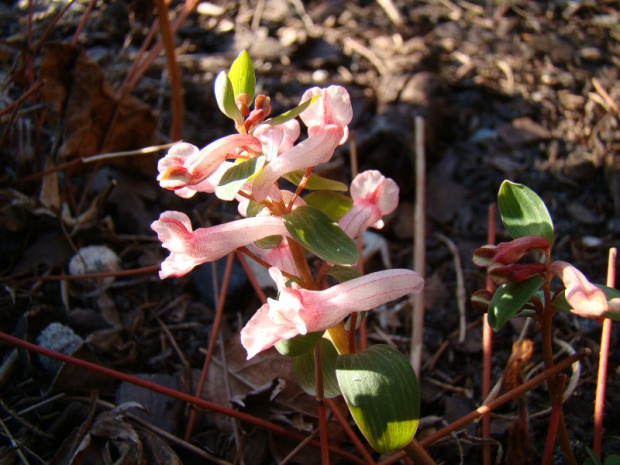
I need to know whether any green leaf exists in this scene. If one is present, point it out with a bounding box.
[283,206,359,265]
[293,338,341,398]
[228,50,255,103]
[326,265,362,283]
[253,235,282,249]
[488,276,545,330]
[215,156,265,201]
[275,331,324,357]
[303,192,353,221]
[498,180,554,245]
[283,171,348,192]
[605,456,620,465]
[265,95,320,126]
[214,71,244,123]
[583,447,602,465]
[336,345,420,453]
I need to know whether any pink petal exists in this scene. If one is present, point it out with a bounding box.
[251,125,344,201]
[151,212,290,278]
[300,86,353,135]
[157,135,261,190]
[551,260,608,320]
[240,269,423,358]
[338,171,399,238]
[254,120,300,161]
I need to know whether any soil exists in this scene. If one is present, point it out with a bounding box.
[0,0,619,464]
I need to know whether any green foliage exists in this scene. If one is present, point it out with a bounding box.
[583,447,620,465]
[214,71,244,124]
[227,50,255,103]
[326,265,363,283]
[282,206,359,266]
[293,338,341,398]
[336,345,420,453]
[498,180,554,245]
[275,331,324,357]
[487,276,545,330]
[215,156,265,200]
[283,170,348,192]
[303,191,353,221]
[265,95,320,125]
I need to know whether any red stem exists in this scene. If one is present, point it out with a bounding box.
[482,202,496,465]
[184,253,234,441]
[325,399,376,464]
[377,349,590,465]
[542,374,567,464]
[593,247,617,456]
[0,331,367,464]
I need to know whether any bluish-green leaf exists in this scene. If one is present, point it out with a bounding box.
[488,276,545,330]
[283,206,359,265]
[303,192,353,221]
[293,338,341,398]
[228,50,255,103]
[498,180,554,245]
[283,171,348,192]
[326,265,362,283]
[265,95,320,126]
[253,235,282,249]
[336,345,420,453]
[275,331,324,357]
[215,156,265,201]
[214,71,244,123]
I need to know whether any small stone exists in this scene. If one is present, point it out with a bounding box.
[69,245,121,289]
[36,323,83,374]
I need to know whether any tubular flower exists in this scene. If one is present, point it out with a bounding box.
[254,119,301,161]
[473,236,550,268]
[250,125,345,201]
[240,268,424,359]
[157,135,261,191]
[488,262,547,285]
[550,260,608,320]
[338,170,399,238]
[300,86,353,144]
[174,161,233,199]
[151,211,290,279]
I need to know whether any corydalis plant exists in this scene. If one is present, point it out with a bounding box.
[472,180,620,463]
[152,51,424,455]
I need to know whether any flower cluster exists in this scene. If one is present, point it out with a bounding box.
[152,60,423,359]
[473,235,610,321]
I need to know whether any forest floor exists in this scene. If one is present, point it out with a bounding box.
[0,0,619,463]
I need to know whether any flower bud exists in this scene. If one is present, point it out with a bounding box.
[471,289,493,314]
[488,262,547,285]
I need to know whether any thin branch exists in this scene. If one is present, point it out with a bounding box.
[593,247,617,456]
[410,116,426,374]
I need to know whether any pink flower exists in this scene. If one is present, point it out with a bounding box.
[157,136,261,191]
[254,119,300,161]
[151,211,290,279]
[251,125,345,201]
[240,268,424,359]
[247,239,299,277]
[338,170,399,238]
[174,161,233,199]
[300,86,353,144]
[551,260,608,320]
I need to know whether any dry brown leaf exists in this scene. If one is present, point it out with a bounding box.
[38,42,157,173]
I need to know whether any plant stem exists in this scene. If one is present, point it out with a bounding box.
[403,439,436,465]
[593,247,617,456]
[378,349,590,465]
[314,341,330,465]
[542,374,567,464]
[288,239,316,290]
[540,249,577,465]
